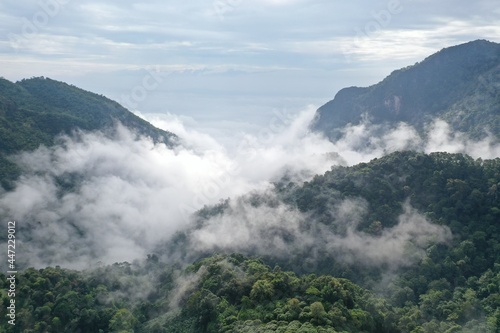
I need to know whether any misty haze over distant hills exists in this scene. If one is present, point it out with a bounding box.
[0,39,499,268]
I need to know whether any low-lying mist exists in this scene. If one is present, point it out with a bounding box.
[188,195,452,271]
[0,107,499,270]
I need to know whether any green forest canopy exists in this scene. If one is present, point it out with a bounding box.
[2,151,500,332]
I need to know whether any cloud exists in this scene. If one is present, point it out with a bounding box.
[1,0,498,81]
[255,0,303,6]
[322,117,500,164]
[0,126,232,268]
[190,191,315,257]
[176,115,496,271]
[146,106,339,184]
[0,108,338,269]
[324,201,452,268]
[322,120,423,165]
[168,265,208,311]
[187,194,452,271]
[335,16,500,63]
[424,119,500,159]
[0,106,498,271]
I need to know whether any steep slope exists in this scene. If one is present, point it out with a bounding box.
[0,77,176,188]
[313,40,500,139]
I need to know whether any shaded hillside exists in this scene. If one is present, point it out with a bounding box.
[313,40,500,139]
[0,77,176,189]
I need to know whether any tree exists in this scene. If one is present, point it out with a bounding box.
[250,280,274,301]
[108,308,137,333]
[310,302,327,324]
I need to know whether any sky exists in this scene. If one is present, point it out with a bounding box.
[1,0,499,137]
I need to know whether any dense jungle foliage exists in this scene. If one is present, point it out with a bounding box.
[2,151,499,332]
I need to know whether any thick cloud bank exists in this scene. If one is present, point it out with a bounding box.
[0,108,338,268]
[0,108,498,269]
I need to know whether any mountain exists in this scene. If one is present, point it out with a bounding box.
[0,76,176,189]
[312,40,500,140]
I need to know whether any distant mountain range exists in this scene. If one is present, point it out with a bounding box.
[0,77,176,188]
[312,40,500,140]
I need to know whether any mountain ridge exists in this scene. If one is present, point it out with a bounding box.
[313,39,500,139]
[0,76,177,189]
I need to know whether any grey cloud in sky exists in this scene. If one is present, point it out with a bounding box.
[2,0,498,68]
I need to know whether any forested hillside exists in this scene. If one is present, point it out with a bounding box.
[167,151,500,332]
[0,254,400,333]
[5,152,496,332]
[0,77,176,189]
[275,151,500,331]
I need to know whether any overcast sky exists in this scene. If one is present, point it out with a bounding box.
[1,0,499,135]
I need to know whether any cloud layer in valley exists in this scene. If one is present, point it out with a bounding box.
[0,109,499,270]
